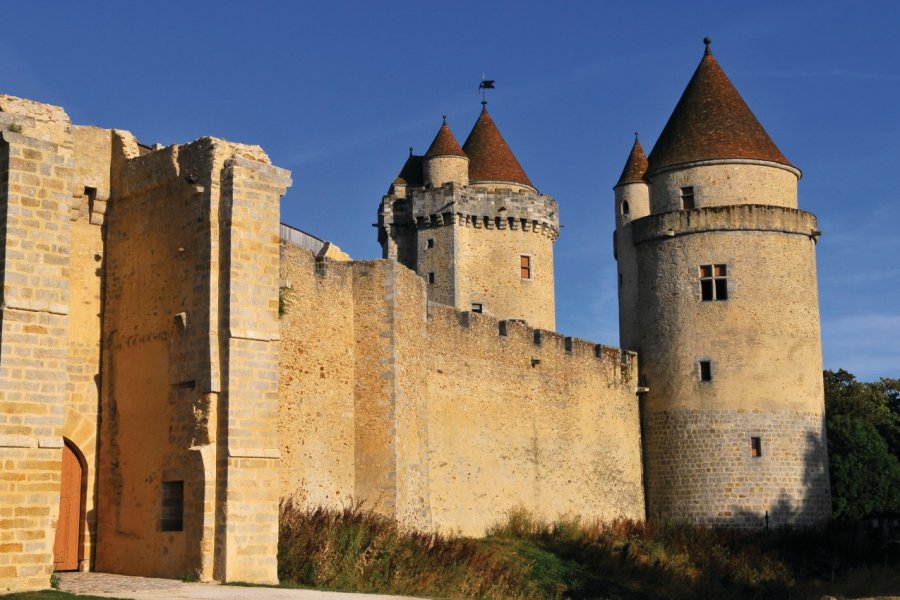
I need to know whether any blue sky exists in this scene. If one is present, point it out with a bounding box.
[3,2,897,380]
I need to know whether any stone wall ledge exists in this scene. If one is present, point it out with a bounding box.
[632,204,819,245]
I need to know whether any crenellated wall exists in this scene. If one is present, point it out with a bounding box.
[279,246,644,535]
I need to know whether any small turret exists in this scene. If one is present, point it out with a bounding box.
[614,133,649,227]
[423,116,469,188]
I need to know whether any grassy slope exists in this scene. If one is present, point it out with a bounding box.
[279,502,900,600]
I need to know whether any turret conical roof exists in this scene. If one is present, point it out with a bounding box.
[615,134,648,187]
[462,104,533,188]
[393,149,423,187]
[425,117,467,158]
[646,40,794,176]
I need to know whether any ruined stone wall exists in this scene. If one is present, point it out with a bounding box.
[279,250,643,536]
[63,126,113,572]
[0,98,74,593]
[99,137,289,584]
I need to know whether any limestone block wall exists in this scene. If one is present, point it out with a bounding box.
[0,107,74,592]
[424,308,643,535]
[454,223,555,330]
[279,249,643,536]
[278,246,356,508]
[100,136,289,584]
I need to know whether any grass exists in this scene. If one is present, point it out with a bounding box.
[278,501,900,599]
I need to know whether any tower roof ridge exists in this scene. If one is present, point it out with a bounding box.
[615,133,648,187]
[462,105,534,188]
[425,116,467,158]
[646,40,794,175]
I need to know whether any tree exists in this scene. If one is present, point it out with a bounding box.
[824,369,900,519]
[827,415,900,519]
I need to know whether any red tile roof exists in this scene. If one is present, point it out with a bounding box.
[425,117,467,158]
[462,104,534,188]
[615,134,648,187]
[646,44,794,175]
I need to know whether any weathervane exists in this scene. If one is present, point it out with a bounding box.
[478,75,495,105]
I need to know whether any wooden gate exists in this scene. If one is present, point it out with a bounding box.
[52,442,82,571]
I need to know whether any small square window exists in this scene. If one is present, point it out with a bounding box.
[426,239,435,248]
[520,255,531,279]
[681,186,695,210]
[699,360,712,381]
[160,481,184,532]
[751,437,762,458]
[471,303,483,313]
[427,272,435,284]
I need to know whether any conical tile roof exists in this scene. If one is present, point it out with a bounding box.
[393,149,423,187]
[462,104,533,188]
[616,134,648,187]
[647,41,794,176]
[425,117,467,158]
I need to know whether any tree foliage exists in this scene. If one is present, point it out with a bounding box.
[824,369,900,519]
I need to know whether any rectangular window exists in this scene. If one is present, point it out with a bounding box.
[520,255,531,279]
[160,481,184,532]
[427,272,435,284]
[471,303,483,313]
[681,186,695,210]
[426,238,434,248]
[699,360,712,381]
[751,437,762,458]
[699,264,728,301]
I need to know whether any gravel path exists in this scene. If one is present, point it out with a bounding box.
[56,572,424,600]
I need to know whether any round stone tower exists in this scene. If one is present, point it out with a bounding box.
[378,103,558,330]
[615,40,831,527]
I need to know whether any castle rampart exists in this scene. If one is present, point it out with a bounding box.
[279,244,644,535]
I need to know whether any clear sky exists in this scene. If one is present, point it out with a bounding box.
[3,1,897,380]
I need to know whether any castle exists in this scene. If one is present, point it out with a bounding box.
[0,41,830,593]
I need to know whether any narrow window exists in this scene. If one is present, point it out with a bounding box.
[427,272,435,284]
[499,321,508,336]
[520,255,532,279]
[160,481,184,532]
[622,201,630,215]
[751,437,762,458]
[681,186,695,210]
[699,264,728,301]
[470,303,483,313]
[699,360,712,381]
[618,272,623,287]
[426,238,434,248]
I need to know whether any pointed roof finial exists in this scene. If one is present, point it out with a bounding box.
[409,146,413,156]
[703,37,712,56]
[616,133,648,187]
[442,114,447,124]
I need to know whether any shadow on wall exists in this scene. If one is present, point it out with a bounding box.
[732,425,831,529]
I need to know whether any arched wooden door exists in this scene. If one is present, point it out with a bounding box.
[53,442,83,571]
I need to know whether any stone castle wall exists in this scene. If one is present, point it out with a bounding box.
[279,246,645,535]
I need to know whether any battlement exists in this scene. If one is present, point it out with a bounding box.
[630,204,819,245]
[427,301,635,382]
[381,182,559,239]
